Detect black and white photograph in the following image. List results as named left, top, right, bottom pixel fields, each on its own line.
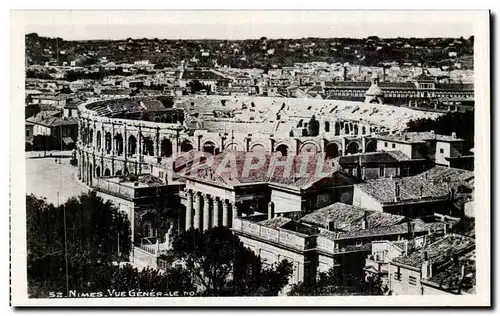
left=9, top=10, right=490, bottom=307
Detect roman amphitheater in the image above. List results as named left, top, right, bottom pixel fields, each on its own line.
left=77, top=95, right=443, bottom=185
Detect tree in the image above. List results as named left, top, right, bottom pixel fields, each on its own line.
left=26, top=192, right=132, bottom=297
left=168, top=226, right=293, bottom=296
left=288, top=267, right=362, bottom=296
left=187, top=80, right=211, bottom=94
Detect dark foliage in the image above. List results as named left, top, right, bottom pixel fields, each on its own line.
left=168, top=226, right=293, bottom=296
left=26, top=192, right=132, bottom=297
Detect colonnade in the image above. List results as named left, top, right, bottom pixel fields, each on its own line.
left=184, top=189, right=238, bottom=231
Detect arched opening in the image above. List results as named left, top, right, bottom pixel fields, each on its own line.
left=300, top=142, right=320, bottom=154
left=297, top=119, right=304, bottom=128
left=202, top=141, right=217, bottom=155
left=345, top=124, right=350, bottom=135
left=276, top=144, right=289, bottom=157
left=346, top=142, right=360, bottom=155
left=116, top=170, right=122, bottom=176
left=362, top=126, right=367, bottom=135
left=365, top=140, right=377, bottom=153
left=105, top=132, right=112, bottom=154
left=96, top=131, right=102, bottom=149
left=335, top=122, right=341, bottom=136
left=354, top=124, right=359, bottom=135
left=325, top=142, right=340, bottom=158
left=95, top=166, right=101, bottom=177
left=142, top=137, right=154, bottom=156
left=161, top=138, right=173, bottom=157
left=89, top=129, right=93, bottom=146
left=114, top=134, right=124, bottom=156
left=180, top=140, right=194, bottom=152
left=128, top=135, right=137, bottom=156
left=324, top=121, right=330, bottom=133
left=251, top=144, right=266, bottom=152
left=104, top=168, right=111, bottom=176
left=225, top=142, right=241, bottom=151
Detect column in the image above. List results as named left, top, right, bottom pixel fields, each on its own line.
left=222, top=199, right=229, bottom=227
left=124, top=126, right=128, bottom=159
left=212, top=198, right=220, bottom=228
left=203, top=194, right=211, bottom=231
left=185, top=189, right=193, bottom=231
left=193, top=192, right=201, bottom=230
left=231, top=201, right=238, bottom=218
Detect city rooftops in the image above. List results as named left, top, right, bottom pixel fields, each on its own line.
left=421, top=249, right=476, bottom=294
left=376, top=131, right=464, bottom=144
left=391, top=233, right=475, bottom=270
left=354, top=175, right=451, bottom=205
left=300, top=202, right=407, bottom=234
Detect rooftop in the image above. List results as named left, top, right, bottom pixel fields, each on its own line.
left=337, top=151, right=411, bottom=166
left=182, top=151, right=353, bottom=190
left=354, top=175, right=450, bottom=205
left=391, top=233, right=475, bottom=269
left=376, top=131, right=464, bottom=144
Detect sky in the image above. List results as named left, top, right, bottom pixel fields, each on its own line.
left=22, top=11, right=476, bottom=41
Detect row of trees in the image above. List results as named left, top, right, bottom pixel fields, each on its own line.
left=27, top=191, right=385, bottom=298
left=27, top=192, right=293, bottom=297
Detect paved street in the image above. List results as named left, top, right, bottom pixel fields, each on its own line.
left=26, top=155, right=90, bottom=205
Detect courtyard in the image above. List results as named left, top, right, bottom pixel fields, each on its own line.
left=25, top=155, right=89, bottom=205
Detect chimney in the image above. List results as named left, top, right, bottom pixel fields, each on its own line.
left=407, top=220, right=415, bottom=239
left=362, top=211, right=369, bottom=229
left=267, top=201, right=275, bottom=220
left=328, top=221, right=336, bottom=231
left=451, top=132, right=457, bottom=139
left=394, top=181, right=401, bottom=202
left=421, top=252, right=432, bottom=279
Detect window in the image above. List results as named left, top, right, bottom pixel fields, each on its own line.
left=394, top=267, right=402, bottom=281
left=409, top=275, right=418, bottom=286
left=384, top=142, right=388, bottom=147
left=158, top=171, right=164, bottom=179
left=379, top=165, right=385, bottom=177
left=439, top=148, right=444, bottom=154
left=26, top=130, right=30, bottom=137
left=392, top=143, right=396, bottom=149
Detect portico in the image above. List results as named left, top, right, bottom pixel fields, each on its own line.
left=183, top=188, right=239, bottom=231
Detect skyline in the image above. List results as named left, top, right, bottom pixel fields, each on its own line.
left=22, top=11, right=476, bottom=41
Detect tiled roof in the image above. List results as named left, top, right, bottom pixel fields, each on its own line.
left=354, top=175, right=450, bottom=205
left=422, top=249, right=476, bottom=294
left=300, top=202, right=405, bottom=233
left=335, top=219, right=427, bottom=240
left=258, top=216, right=292, bottom=229
left=435, top=83, right=474, bottom=91
left=182, top=151, right=346, bottom=189
left=26, top=116, right=78, bottom=127
left=300, top=203, right=368, bottom=229
left=391, top=234, right=475, bottom=269
left=338, top=151, right=410, bottom=165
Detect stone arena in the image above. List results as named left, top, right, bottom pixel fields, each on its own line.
left=77, top=95, right=444, bottom=186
